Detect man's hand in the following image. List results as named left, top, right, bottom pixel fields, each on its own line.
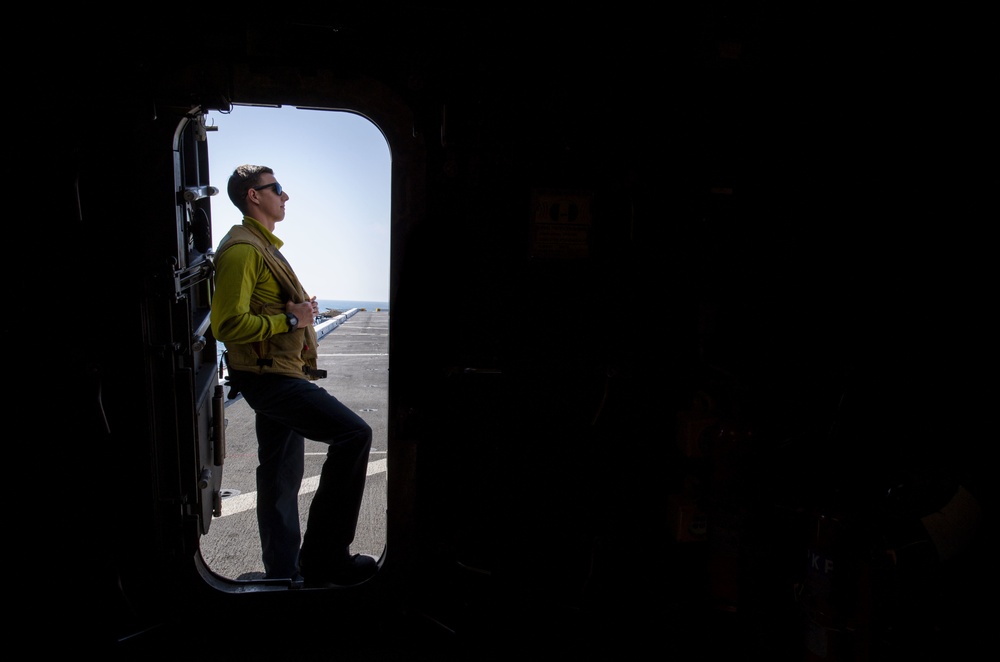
left=286, top=299, right=317, bottom=327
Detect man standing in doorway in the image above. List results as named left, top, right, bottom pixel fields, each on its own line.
left=211, top=164, right=377, bottom=587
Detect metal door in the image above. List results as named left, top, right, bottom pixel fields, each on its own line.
left=148, top=108, right=225, bottom=547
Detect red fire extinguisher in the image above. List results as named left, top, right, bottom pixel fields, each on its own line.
left=799, top=494, right=877, bottom=661
left=701, top=418, right=754, bottom=613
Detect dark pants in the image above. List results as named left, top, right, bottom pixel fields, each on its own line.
left=231, top=371, right=373, bottom=580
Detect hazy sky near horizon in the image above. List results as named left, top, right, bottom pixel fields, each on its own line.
left=207, top=105, right=391, bottom=302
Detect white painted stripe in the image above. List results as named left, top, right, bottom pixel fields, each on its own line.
left=316, top=353, right=389, bottom=357
left=217, top=459, right=387, bottom=518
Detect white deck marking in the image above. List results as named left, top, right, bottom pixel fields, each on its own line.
left=217, top=458, right=387, bottom=518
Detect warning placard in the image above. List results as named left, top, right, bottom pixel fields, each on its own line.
left=529, top=191, right=593, bottom=258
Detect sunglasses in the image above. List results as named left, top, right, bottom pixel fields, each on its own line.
left=251, top=182, right=283, bottom=196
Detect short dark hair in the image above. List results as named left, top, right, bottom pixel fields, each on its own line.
left=227, top=164, right=274, bottom=214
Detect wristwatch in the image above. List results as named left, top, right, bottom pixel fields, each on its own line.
left=285, top=312, right=299, bottom=331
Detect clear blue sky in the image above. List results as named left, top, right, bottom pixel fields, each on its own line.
left=207, top=105, right=391, bottom=302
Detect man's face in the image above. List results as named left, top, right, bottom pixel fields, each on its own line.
left=248, top=175, right=289, bottom=223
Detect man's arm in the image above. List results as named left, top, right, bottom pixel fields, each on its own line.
left=211, top=244, right=288, bottom=343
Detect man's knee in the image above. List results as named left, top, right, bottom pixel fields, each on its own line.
left=358, top=422, right=373, bottom=446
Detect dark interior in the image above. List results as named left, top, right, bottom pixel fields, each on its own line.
left=20, top=7, right=991, bottom=660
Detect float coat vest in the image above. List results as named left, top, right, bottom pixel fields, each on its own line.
left=215, top=223, right=322, bottom=381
